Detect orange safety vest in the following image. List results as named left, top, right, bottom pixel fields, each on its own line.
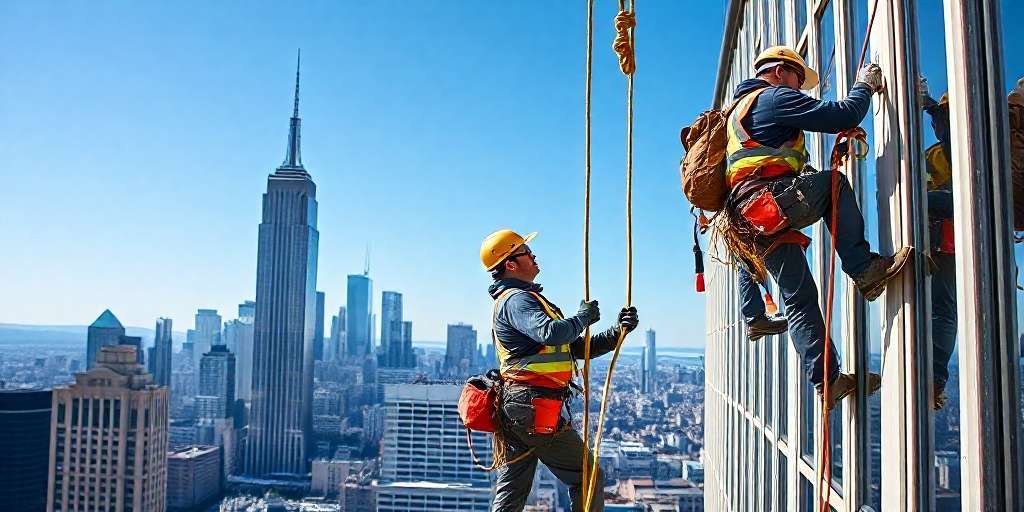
left=491, top=289, right=576, bottom=389
left=725, top=88, right=809, bottom=189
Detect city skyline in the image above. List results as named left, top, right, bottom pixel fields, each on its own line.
left=0, top=2, right=718, bottom=348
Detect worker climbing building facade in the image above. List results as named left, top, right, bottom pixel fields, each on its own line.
left=702, top=1, right=1023, bottom=511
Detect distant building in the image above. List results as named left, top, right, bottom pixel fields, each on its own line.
left=151, top=317, right=173, bottom=387
left=167, top=446, right=222, bottom=511
left=444, top=323, right=478, bottom=377
left=224, top=301, right=255, bottom=402
left=0, top=389, right=51, bottom=511
left=644, top=329, right=657, bottom=394
left=314, top=291, right=326, bottom=361
left=86, top=309, right=125, bottom=369
left=347, top=274, right=373, bottom=358
left=246, top=54, right=319, bottom=478
left=48, top=345, right=168, bottom=511
left=199, top=345, right=236, bottom=419
left=193, top=309, right=222, bottom=369
left=376, top=482, right=491, bottom=511
left=329, top=306, right=346, bottom=361
left=380, top=291, right=402, bottom=367
left=311, top=459, right=350, bottom=498
left=381, top=384, right=490, bottom=496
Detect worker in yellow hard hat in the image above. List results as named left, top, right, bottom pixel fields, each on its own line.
left=725, top=45, right=912, bottom=409
left=481, top=229, right=638, bottom=512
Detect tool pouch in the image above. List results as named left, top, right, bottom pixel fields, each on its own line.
left=530, top=397, right=562, bottom=434
left=739, top=188, right=790, bottom=236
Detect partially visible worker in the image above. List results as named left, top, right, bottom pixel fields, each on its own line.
left=918, top=77, right=957, bottom=411
left=727, top=46, right=913, bottom=409
left=481, top=229, right=639, bottom=512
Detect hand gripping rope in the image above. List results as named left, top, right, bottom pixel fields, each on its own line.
left=581, top=1, right=636, bottom=510
left=818, top=1, right=878, bottom=510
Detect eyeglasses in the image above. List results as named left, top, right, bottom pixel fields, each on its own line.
left=783, top=64, right=805, bottom=85
left=508, top=248, right=534, bottom=260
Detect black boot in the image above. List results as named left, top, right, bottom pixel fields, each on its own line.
left=746, top=314, right=788, bottom=342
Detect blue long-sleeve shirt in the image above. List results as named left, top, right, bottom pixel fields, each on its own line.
left=732, top=78, right=874, bottom=148
left=488, top=278, right=620, bottom=362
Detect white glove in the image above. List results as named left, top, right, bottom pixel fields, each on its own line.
left=917, top=75, right=930, bottom=100
left=857, top=63, right=884, bottom=93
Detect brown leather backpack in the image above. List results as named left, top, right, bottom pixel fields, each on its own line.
left=678, top=95, right=753, bottom=212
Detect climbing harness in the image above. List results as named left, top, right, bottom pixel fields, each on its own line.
left=581, top=1, right=636, bottom=510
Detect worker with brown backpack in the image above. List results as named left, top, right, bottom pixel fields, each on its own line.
left=681, top=46, right=913, bottom=408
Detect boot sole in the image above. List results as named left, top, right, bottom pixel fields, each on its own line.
left=748, top=325, right=788, bottom=342
left=860, top=248, right=915, bottom=301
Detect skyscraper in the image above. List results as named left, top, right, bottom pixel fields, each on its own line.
left=151, top=317, right=173, bottom=387
left=644, top=329, right=657, bottom=394
left=86, top=309, right=125, bottom=369
left=193, top=309, right=222, bottom=369
left=640, top=346, right=649, bottom=394
left=400, top=320, right=415, bottom=368
left=225, top=301, right=255, bottom=403
left=48, top=345, right=169, bottom=512
left=444, top=323, right=477, bottom=376
left=347, top=274, right=373, bottom=358
left=314, top=291, right=326, bottom=361
left=0, top=389, right=51, bottom=511
left=246, top=52, right=319, bottom=477
left=199, top=345, right=236, bottom=420
left=330, top=306, right=346, bottom=361
left=380, top=291, right=402, bottom=367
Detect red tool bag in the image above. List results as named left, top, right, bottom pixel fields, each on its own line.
left=740, top=188, right=790, bottom=236
left=458, top=373, right=499, bottom=433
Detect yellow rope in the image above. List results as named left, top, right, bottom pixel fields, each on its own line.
left=580, top=0, right=595, bottom=496
left=583, top=1, right=635, bottom=509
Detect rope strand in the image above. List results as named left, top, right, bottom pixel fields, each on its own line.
left=583, top=1, right=635, bottom=509
left=580, top=0, right=595, bottom=495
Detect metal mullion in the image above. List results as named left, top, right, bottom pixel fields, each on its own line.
left=873, top=0, right=933, bottom=509
left=944, top=0, right=1024, bottom=509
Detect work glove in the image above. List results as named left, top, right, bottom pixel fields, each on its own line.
left=857, top=63, right=884, bottom=93
left=576, top=300, right=601, bottom=327
left=617, top=306, right=639, bottom=334
left=917, top=75, right=930, bottom=102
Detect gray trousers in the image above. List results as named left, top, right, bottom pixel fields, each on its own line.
left=492, top=385, right=605, bottom=512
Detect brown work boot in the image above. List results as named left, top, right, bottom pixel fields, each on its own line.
left=854, top=247, right=915, bottom=301
left=817, top=373, right=882, bottom=411
left=933, top=382, right=947, bottom=411
left=747, top=314, right=789, bottom=342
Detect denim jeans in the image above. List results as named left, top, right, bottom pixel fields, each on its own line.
left=928, top=189, right=957, bottom=386
left=739, top=267, right=766, bottom=321
left=764, top=243, right=840, bottom=386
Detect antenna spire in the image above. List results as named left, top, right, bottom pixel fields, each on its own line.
left=364, top=245, right=371, bottom=276
left=282, top=49, right=303, bottom=168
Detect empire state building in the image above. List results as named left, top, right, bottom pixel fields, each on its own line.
left=245, top=51, right=319, bottom=477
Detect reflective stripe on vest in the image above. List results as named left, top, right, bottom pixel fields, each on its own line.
left=725, top=88, right=808, bottom=188
left=491, top=288, right=575, bottom=389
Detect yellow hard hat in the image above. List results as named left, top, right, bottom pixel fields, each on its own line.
left=480, top=229, right=537, bottom=271
left=754, top=46, right=819, bottom=91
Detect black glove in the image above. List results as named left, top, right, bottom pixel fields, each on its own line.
left=576, top=300, right=600, bottom=327
left=617, top=306, right=639, bottom=334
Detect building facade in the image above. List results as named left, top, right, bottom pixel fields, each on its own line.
left=47, top=345, right=168, bottom=512
left=381, top=384, right=491, bottom=501
left=314, top=291, right=326, bottom=361
left=246, top=53, right=319, bottom=477
left=380, top=291, right=402, bottom=367
left=199, top=344, right=236, bottom=420
left=703, top=1, right=1023, bottom=511
left=166, top=446, right=221, bottom=511
left=193, top=309, right=222, bottom=370
left=0, top=389, right=52, bottom=511
left=86, top=309, right=125, bottom=369
left=644, top=329, right=657, bottom=394
left=444, top=323, right=478, bottom=377
left=329, top=306, right=346, bottom=361
left=225, top=301, right=255, bottom=403
left=346, top=274, right=373, bottom=359
left=151, top=318, right=173, bottom=387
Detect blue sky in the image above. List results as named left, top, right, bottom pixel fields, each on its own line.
left=0, top=2, right=722, bottom=347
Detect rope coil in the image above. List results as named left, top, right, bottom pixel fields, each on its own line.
left=612, top=10, right=636, bottom=75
